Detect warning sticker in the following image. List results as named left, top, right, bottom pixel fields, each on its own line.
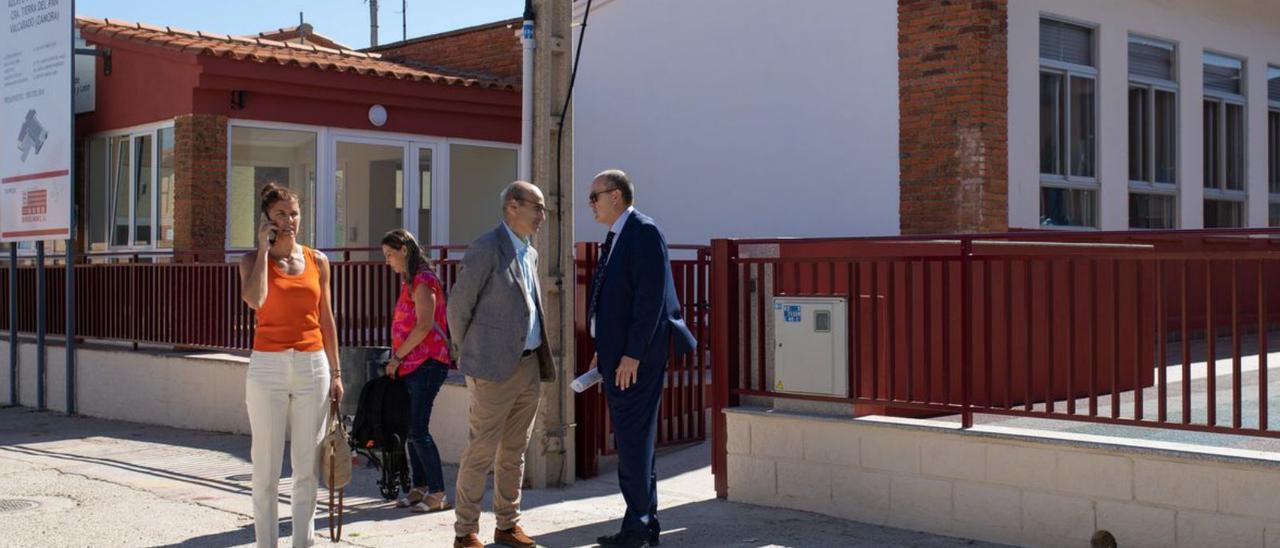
left=784, top=305, right=801, bottom=323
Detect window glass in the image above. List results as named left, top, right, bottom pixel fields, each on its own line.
left=110, top=135, right=130, bottom=246
left=86, top=137, right=108, bottom=249
left=1040, top=72, right=1065, bottom=175
left=1069, top=76, right=1096, bottom=178
left=1129, top=193, right=1175, bottom=229
left=1154, top=90, right=1177, bottom=184
left=1225, top=103, right=1245, bottom=191
left=228, top=127, right=317, bottom=248
left=1128, top=87, right=1149, bottom=182
left=1204, top=199, right=1243, bottom=228
left=157, top=128, right=175, bottom=248
left=133, top=134, right=153, bottom=245
left=1040, top=187, right=1096, bottom=227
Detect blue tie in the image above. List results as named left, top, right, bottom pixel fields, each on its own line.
left=588, top=231, right=615, bottom=331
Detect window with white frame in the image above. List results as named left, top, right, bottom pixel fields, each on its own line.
left=85, top=125, right=176, bottom=251
left=1268, top=65, right=1280, bottom=226
left=1203, top=52, right=1247, bottom=228
left=1128, top=36, right=1178, bottom=229
left=1039, top=17, right=1097, bottom=227
left=227, top=126, right=317, bottom=249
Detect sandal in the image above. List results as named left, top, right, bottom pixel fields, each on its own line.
left=409, top=491, right=453, bottom=513
left=396, top=487, right=428, bottom=508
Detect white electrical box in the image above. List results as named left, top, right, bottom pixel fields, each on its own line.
left=773, top=297, right=848, bottom=397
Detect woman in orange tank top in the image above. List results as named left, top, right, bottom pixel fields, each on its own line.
left=237, top=183, right=342, bottom=548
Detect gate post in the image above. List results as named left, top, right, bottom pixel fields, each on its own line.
left=710, top=238, right=739, bottom=499
left=573, top=241, right=600, bottom=478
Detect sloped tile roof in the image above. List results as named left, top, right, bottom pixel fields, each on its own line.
left=75, top=16, right=515, bottom=90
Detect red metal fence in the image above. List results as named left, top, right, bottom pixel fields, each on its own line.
left=0, top=242, right=708, bottom=480
left=574, top=243, right=711, bottom=478
left=0, top=247, right=464, bottom=351
left=710, top=229, right=1280, bottom=497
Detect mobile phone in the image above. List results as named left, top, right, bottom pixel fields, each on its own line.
left=263, top=214, right=277, bottom=245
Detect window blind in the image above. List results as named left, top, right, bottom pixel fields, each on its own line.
left=1129, top=39, right=1174, bottom=81
left=1040, top=19, right=1093, bottom=67
left=1204, top=52, right=1243, bottom=95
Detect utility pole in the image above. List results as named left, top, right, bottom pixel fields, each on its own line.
left=368, top=0, right=379, bottom=47
left=525, top=0, right=574, bottom=488
left=402, top=0, right=407, bottom=42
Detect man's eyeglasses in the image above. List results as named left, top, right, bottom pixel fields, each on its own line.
left=588, top=187, right=618, bottom=204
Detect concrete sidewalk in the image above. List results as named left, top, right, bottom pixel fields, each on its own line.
left=0, top=407, right=1001, bottom=547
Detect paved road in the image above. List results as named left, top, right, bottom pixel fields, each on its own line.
left=0, top=407, right=1001, bottom=547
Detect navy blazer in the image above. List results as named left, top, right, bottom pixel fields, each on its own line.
left=591, top=210, right=698, bottom=374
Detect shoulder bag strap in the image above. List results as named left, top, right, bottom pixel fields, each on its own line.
left=328, top=399, right=344, bottom=542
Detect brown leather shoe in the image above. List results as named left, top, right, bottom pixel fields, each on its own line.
left=494, top=524, right=537, bottom=548
left=453, top=533, right=483, bottom=548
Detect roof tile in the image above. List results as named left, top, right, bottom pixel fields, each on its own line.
left=195, top=30, right=230, bottom=41
left=74, top=16, right=512, bottom=90
left=166, top=26, right=199, bottom=38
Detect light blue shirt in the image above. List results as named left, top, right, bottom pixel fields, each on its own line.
left=504, top=223, right=542, bottom=351
left=604, top=206, right=635, bottom=264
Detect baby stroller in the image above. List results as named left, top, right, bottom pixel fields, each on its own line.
left=350, top=367, right=413, bottom=501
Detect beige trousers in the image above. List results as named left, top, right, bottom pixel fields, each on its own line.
left=453, top=353, right=542, bottom=536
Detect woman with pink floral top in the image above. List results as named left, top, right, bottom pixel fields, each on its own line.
left=380, top=228, right=453, bottom=513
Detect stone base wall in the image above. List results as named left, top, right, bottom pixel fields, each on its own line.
left=725, top=407, right=1280, bottom=548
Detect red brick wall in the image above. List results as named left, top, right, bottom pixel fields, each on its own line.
left=173, top=114, right=228, bottom=258
left=371, top=19, right=522, bottom=83
left=898, top=0, right=1008, bottom=234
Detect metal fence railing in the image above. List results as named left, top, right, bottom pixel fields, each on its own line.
left=709, top=228, right=1280, bottom=496
left=0, top=246, right=465, bottom=351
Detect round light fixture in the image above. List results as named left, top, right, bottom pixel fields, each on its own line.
left=368, top=104, right=388, bottom=127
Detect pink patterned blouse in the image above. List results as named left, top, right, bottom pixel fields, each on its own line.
left=391, top=269, right=451, bottom=376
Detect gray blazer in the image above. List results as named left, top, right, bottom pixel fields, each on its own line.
left=447, top=225, right=556, bottom=383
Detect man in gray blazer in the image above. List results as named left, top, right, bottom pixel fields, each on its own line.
left=447, top=180, right=555, bottom=548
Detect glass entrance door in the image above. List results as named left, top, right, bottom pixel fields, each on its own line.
left=415, top=146, right=434, bottom=247
left=333, top=139, right=405, bottom=260
left=328, top=136, right=440, bottom=259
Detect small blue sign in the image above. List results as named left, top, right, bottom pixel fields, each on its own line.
left=784, top=305, right=802, bottom=323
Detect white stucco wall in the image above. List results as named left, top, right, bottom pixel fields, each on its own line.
left=1009, top=0, right=1280, bottom=230
left=572, top=0, right=901, bottom=245
left=0, top=340, right=473, bottom=463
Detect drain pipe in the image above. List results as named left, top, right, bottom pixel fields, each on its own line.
left=519, top=0, right=535, bottom=182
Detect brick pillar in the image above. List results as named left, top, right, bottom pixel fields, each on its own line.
left=898, top=0, right=1008, bottom=234
left=173, top=114, right=228, bottom=260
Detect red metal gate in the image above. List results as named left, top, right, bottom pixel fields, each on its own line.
left=573, top=243, right=711, bottom=479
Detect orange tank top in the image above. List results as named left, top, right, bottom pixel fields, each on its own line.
left=253, top=246, right=325, bottom=352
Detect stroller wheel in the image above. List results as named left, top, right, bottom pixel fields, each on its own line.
left=379, top=480, right=398, bottom=501
left=381, top=448, right=404, bottom=500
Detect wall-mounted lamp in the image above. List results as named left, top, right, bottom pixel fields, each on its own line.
left=230, top=90, right=247, bottom=110
left=368, top=104, right=388, bottom=127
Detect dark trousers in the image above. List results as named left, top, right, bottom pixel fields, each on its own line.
left=603, top=357, right=666, bottom=537
left=403, top=360, right=449, bottom=492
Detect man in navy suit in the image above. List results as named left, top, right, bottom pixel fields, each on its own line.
left=586, top=169, right=697, bottom=548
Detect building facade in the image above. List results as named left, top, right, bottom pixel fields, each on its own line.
left=572, top=0, right=1280, bottom=244
left=27, top=16, right=524, bottom=260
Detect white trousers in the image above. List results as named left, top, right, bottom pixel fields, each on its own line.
left=245, top=349, right=330, bottom=548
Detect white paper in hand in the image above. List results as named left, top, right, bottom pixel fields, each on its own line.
left=571, top=367, right=603, bottom=393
